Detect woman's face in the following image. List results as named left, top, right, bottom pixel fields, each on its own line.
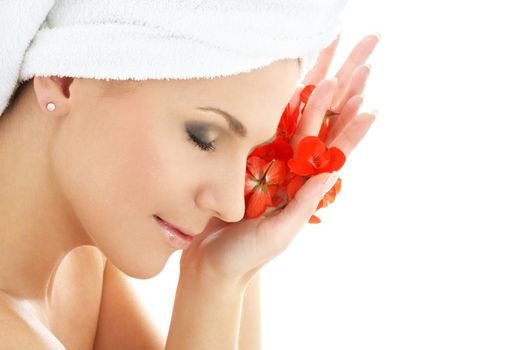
left=50, top=58, right=300, bottom=278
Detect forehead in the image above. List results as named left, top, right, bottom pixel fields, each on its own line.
left=95, top=58, right=300, bottom=139
left=98, top=57, right=299, bottom=102
left=176, top=58, right=300, bottom=128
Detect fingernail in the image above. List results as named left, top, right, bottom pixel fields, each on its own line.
left=370, top=109, right=379, bottom=117
left=328, top=76, right=338, bottom=86
left=364, top=63, right=372, bottom=72
left=372, top=32, right=382, bottom=41
left=320, top=171, right=339, bottom=195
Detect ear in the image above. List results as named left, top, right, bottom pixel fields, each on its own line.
left=33, top=76, right=74, bottom=116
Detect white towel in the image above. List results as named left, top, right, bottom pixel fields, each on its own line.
left=1, top=0, right=348, bottom=117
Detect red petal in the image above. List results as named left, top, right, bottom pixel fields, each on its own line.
left=287, top=158, right=314, bottom=176
left=286, top=174, right=306, bottom=201
left=319, top=147, right=346, bottom=172
left=276, top=103, right=300, bottom=141
left=317, top=116, right=330, bottom=143
left=247, top=156, right=267, bottom=179
left=326, top=178, right=342, bottom=203
left=249, top=143, right=274, bottom=161
left=296, top=136, right=326, bottom=160
left=317, top=177, right=342, bottom=208
left=327, top=147, right=346, bottom=170
left=300, top=85, right=316, bottom=104
left=265, top=159, right=287, bottom=185
left=316, top=196, right=328, bottom=210
left=276, top=104, right=291, bottom=137
left=245, top=186, right=272, bottom=218
left=314, top=152, right=331, bottom=171
left=267, top=184, right=279, bottom=200
left=324, top=187, right=336, bottom=204
left=272, top=139, right=294, bottom=160
left=244, top=172, right=260, bottom=196
left=334, top=177, right=342, bottom=193
left=308, top=214, right=321, bottom=224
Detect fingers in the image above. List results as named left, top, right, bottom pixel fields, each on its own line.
left=325, top=63, right=369, bottom=144
left=292, top=78, right=338, bottom=147
left=291, top=33, right=379, bottom=144
left=334, top=33, right=379, bottom=83
left=328, top=111, right=376, bottom=157
left=256, top=171, right=339, bottom=252
left=301, top=33, right=341, bottom=86
left=251, top=33, right=380, bottom=255
left=325, top=94, right=364, bottom=145
left=331, top=33, right=380, bottom=111
left=332, top=63, right=370, bottom=112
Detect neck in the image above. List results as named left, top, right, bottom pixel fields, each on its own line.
left=0, top=88, right=94, bottom=304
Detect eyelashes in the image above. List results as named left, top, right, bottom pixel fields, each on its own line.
left=186, top=130, right=216, bottom=152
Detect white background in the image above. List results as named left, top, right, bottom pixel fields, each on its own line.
left=129, top=1, right=526, bottom=349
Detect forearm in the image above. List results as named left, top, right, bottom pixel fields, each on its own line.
left=165, top=270, right=247, bottom=350
left=238, top=272, right=262, bottom=350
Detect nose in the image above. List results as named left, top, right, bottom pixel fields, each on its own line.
left=195, top=156, right=247, bottom=223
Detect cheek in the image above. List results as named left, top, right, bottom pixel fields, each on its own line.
left=50, top=110, right=174, bottom=278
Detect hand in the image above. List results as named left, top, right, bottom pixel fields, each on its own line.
left=179, top=33, right=381, bottom=286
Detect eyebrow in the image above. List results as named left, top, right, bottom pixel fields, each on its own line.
left=196, top=106, right=277, bottom=145
left=196, top=106, right=247, bottom=138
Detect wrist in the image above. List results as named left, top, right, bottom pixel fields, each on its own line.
left=179, top=265, right=249, bottom=296
left=180, top=255, right=262, bottom=292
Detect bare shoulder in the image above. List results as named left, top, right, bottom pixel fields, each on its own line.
left=0, top=293, right=66, bottom=350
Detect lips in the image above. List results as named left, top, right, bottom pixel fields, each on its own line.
left=154, top=215, right=194, bottom=238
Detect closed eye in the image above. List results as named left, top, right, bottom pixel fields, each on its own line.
left=186, top=130, right=216, bottom=152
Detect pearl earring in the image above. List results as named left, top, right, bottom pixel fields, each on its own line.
left=46, top=102, right=56, bottom=112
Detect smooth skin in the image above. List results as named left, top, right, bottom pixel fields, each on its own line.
left=0, top=32, right=380, bottom=349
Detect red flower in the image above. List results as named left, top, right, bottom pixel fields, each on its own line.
left=244, top=157, right=287, bottom=219
left=248, top=137, right=293, bottom=163
left=276, top=101, right=301, bottom=142
left=300, top=84, right=316, bottom=115
left=244, top=83, right=347, bottom=223
left=287, top=136, right=345, bottom=176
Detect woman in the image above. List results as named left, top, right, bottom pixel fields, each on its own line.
left=0, top=1, right=379, bottom=348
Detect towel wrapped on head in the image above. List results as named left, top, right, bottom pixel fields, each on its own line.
left=0, top=0, right=349, bottom=117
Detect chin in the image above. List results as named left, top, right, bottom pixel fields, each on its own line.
left=111, top=250, right=173, bottom=280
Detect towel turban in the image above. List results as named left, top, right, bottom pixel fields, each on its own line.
left=0, top=0, right=349, bottom=117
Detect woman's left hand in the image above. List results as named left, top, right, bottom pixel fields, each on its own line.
left=179, top=33, right=381, bottom=286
